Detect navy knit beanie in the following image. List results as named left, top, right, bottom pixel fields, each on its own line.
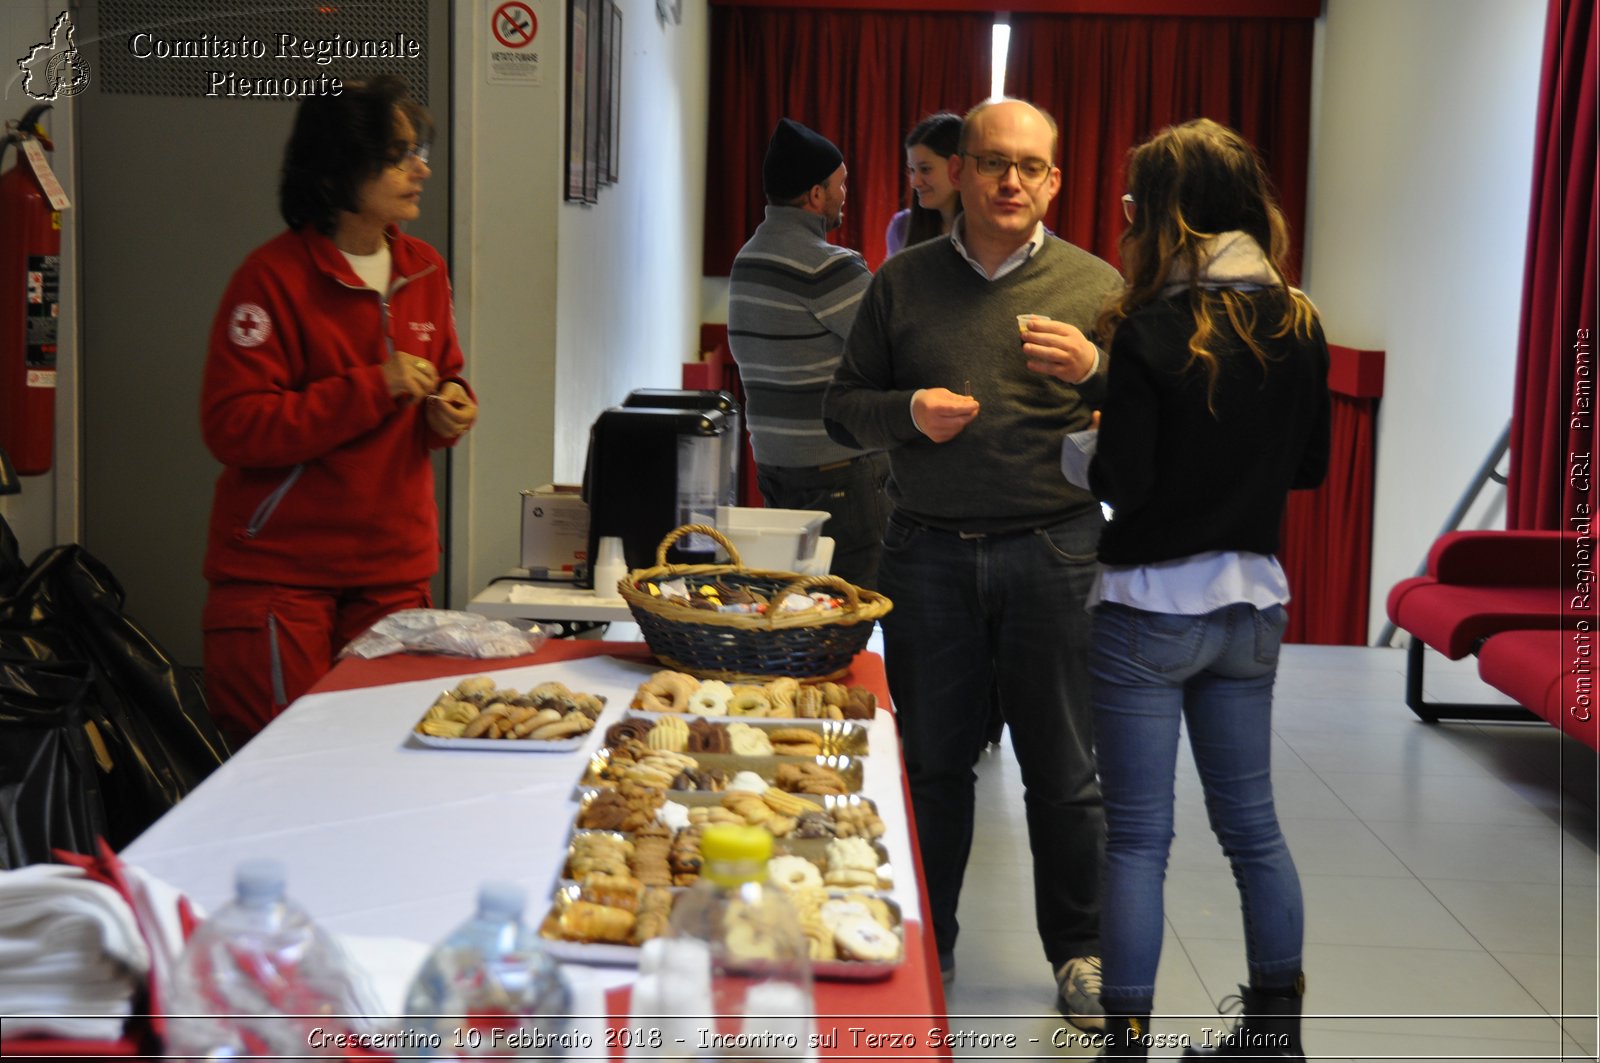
left=762, top=118, right=844, bottom=201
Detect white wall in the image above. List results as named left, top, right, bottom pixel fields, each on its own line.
left=1303, top=0, right=1545, bottom=640
left=451, top=0, right=709, bottom=599
left=553, top=0, right=710, bottom=481
left=0, top=2, right=79, bottom=561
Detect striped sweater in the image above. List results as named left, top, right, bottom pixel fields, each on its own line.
left=727, top=206, right=875, bottom=467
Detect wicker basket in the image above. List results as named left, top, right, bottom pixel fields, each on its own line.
left=618, top=524, right=893, bottom=682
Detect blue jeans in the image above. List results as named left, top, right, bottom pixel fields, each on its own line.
left=879, top=508, right=1105, bottom=968
left=1089, top=601, right=1304, bottom=1013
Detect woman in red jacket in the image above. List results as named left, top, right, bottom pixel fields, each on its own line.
left=200, top=76, right=476, bottom=748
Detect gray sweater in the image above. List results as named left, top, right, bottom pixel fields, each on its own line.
left=824, top=234, right=1122, bottom=533
left=727, top=207, right=873, bottom=468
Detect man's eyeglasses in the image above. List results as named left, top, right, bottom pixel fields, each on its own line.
left=389, top=142, right=431, bottom=169
left=1121, top=194, right=1135, bottom=224
left=962, top=152, right=1052, bottom=184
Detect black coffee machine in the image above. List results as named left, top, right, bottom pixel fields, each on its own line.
left=579, top=390, right=742, bottom=586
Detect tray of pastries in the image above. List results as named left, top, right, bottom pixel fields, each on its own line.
left=581, top=745, right=863, bottom=795
left=604, top=714, right=869, bottom=758
left=629, top=672, right=877, bottom=721
left=560, top=827, right=892, bottom=892
left=411, top=676, right=605, bottom=751
left=574, top=787, right=887, bottom=842
left=538, top=873, right=904, bottom=980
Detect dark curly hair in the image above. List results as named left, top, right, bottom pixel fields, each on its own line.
left=278, top=75, right=432, bottom=234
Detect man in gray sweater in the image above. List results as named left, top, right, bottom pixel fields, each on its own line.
left=727, top=118, right=889, bottom=588
left=824, top=98, right=1122, bottom=1029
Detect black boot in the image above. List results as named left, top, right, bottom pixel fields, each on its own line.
left=1098, top=1014, right=1151, bottom=1059
left=1183, top=977, right=1305, bottom=1060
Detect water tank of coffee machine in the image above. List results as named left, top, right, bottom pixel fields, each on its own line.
left=580, top=405, right=732, bottom=587
left=621, top=390, right=741, bottom=512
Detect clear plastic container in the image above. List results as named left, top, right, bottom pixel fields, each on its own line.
left=164, top=859, right=381, bottom=1060
left=403, top=882, right=573, bottom=1057
left=638, top=824, right=814, bottom=1060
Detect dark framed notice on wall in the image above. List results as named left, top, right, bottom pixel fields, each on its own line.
left=581, top=0, right=602, bottom=201
left=608, top=3, right=622, bottom=182
left=595, top=0, right=613, bottom=185
left=564, top=0, right=590, bottom=201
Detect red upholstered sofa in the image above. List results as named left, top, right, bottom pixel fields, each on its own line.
left=1386, top=530, right=1574, bottom=726
left=1478, top=629, right=1599, bottom=752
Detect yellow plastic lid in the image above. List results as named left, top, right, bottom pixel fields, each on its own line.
left=700, top=824, right=772, bottom=885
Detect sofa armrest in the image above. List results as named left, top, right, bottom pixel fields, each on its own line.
left=1426, top=530, right=1571, bottom=585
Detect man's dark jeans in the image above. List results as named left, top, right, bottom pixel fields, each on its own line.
left=878, top=506, right=1106, bottom=969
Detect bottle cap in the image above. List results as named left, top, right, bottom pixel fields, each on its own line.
left=477, top=881, right=528, bottom=921
left=234, top=859, right=288, bottom=904
left=699, top=824, right=771, bottom=886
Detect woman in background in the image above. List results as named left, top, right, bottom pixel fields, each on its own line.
left=1084, top=119, right=1330, bottom=1060
left=200, top=76, right=477, bottom=749
left=883, top=112, right=962, bottom=257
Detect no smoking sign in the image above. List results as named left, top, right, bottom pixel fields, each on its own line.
left=487, top=0, right=543, bottom=85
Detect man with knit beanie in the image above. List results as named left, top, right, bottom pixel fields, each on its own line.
left=824, top=98, right=1121, bottom=1029
left=727, top=118, right=890, bottom=589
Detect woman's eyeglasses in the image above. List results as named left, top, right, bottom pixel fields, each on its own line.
left=389, top=143, right=431, bottom=170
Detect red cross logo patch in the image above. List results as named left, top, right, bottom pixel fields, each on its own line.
left=228, top=303, right=272, bottom=348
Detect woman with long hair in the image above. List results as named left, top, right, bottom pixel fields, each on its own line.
left=884, top=112, right=962, bottom=256
left=1083, top=118, right=1330, bottom=1059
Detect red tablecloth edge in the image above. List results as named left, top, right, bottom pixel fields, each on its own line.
left=310, top=642, right=891, bottom=704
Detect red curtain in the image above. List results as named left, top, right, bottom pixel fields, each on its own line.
left=1279, top=392, right=1378, bottom=645
left=704, top=7, right=992, bottom=274
left=1004, top=13, right=1314, bottom=278
left=1508, top=0, right=1598, bottom=530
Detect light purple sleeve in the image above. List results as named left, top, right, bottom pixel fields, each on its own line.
left=883, top=210, right=910, bottom=258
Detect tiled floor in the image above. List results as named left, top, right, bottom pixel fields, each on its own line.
left=940, top=643, right=1600, bottom=1061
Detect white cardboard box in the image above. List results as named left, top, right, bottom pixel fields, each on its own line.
left=520, top=484, right=589, bottom=579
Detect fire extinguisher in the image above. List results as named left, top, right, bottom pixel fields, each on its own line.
left=0, top=104, right=66, bottom=476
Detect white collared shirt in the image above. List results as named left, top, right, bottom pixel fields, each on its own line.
left=950, top=216, right=1046, bottom=281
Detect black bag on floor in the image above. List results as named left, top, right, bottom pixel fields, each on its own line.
left=0, top=524, right=228, bottom=868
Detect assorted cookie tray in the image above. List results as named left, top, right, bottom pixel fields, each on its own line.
left=605, top=713, right=870, bottom=758
left=559, top=828, right=892, bottom=891
left=537, top=883, right=906, bottom=981
left=410, top=676, right=606, bottom=752
left=477, top=667, right=911, bottom=981
left=628, top=670, right=879, bottom=722
left=580, top=748, right=865, bottom=795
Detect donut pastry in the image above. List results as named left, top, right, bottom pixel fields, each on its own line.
left=767, top=854, right=824, bottom=891
left=633, top=670, right=698, bottom=713
left=688, top=680, right=734, bottom=715
left=726, top=687, right=771, bottom=717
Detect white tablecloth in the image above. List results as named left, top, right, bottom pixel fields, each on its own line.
left=120, top=654, right=916, bottom=1011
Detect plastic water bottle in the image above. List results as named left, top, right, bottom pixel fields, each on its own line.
left=639, top=824, right=814, bottom=1060
left=403, top=882, right=573, bottom=1057
left=165, top=859, right=381, bottom=1060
